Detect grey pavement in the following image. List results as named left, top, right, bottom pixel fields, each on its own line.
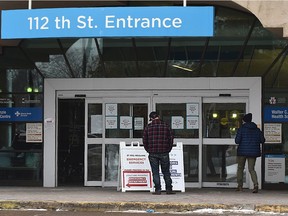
left=0, top=187, right=287, bottom=214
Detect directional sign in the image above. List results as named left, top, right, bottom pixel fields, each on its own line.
left=1, top=6, right=214, bottom=39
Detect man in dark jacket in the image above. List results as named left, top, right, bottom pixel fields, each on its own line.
left=235, top=113, right=265, bottom=193
left=142, top=111, right=175, bottom=195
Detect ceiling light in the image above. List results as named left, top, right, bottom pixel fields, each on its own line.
left=172, top=64, right=193, bottom=72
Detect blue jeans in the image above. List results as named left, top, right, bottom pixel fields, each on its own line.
left=148, top=153, right=173, bottom=192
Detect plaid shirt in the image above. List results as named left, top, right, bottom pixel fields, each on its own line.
left=142, top=119, right=174, bottom=153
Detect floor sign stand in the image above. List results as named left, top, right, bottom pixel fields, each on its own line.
left=118, top=141, right=185, bottom=193
left=119, top=141, right=153, bottom=192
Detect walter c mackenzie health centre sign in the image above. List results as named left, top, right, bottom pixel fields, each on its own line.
left=1, top=6, right=214, bottom=39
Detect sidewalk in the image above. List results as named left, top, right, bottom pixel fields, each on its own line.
left=0, top=187, right=287, bottom=213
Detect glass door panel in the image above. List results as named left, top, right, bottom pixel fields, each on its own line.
left=202, top=97, right=248, bottom=188
left=85, top=97, right=149, bottom=187
left=87, top=144, right=102, bottom=181
left=153, top=96, right=201, bottom=186
left=85, top=99, right=103, bottom=186
left=103, top=99, right=148, bottom=186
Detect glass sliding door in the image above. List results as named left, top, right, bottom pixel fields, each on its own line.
left=152, top=96, right=201, bottom=187
left=85, top=97, right=149, bottom=186
left=85, top=99, right=103, bottom=186
left=202, top=97, right=248, bottom=188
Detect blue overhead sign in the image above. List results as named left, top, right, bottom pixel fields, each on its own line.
left=264, top=106, right=288, bottom=122
left=0, top=107, right=42, bottom=122
left=1, top=6, right=214, bottom=39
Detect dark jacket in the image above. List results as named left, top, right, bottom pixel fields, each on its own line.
left=142, top=119, right=174, bottom=154
left=235, top=122, right=265, bottom=157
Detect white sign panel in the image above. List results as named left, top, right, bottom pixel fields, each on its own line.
left=265, top=155, right=285, bottom=183
left=91, top=115, right=102, bottom=134
left=26, top=123, right=42, bottom=143
left=172, top=116, right=184, bottom=129
left=160, top=142, right=185, bottom=192
left=264, top=123, right=282, bottom=143
left=134, top=117, right=144, bottom=130
left=105, top=116, right=117, bottom=129
left=120, top=142, right=152, bottom=192
left=187, top=116, right=199, bottom=129
left=105, top=103, right=117, bottom=116
left=187, top=103, right=199, bottom=116
left=120, top=116, right=133, bottom=129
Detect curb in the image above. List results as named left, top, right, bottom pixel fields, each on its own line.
left=1, top=201, right=288, bottom=213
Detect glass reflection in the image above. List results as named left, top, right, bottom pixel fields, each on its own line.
left=203, top=145, right=241, bottom=182
left=203, top=103, right=245, bottom=138
left=105, top=144, right=119, bottom=182
left=183, top=145, right=198, bottom=182
left=88, top=144, right=102, bottom=181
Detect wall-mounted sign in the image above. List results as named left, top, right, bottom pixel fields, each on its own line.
left=1, top=6, right=214, bottom=39
left=264, top=123, right=282, bottom=144
left=264, top=106, right=288, bottom=122
left=26, top=123, right=42, bottom=143
left=0, top=107, right=42, bottom=122
left=265, top=154, right=285, bottom=183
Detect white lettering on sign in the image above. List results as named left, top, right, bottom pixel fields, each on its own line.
left=28, top=16, right=49, bottom=30
left=105, top=15, right=182, bottom=29
left=27, top=15, right=182, bottom=31
left=77, top=16, right=96, bottom=29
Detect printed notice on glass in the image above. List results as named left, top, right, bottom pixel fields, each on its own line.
left=265, top=155, right=285, bottom=183
left=120, top=116, right=133, bottom=129
left=106, top=116, right=117, bottom=129
left=134, top=117, right=144, bottom=130
left=105, top=103, right=117, bottom=116
left=264, top=123, right=282, bottom=143
left=186, top=103, right=199, bottom=116
left=172, top=116, right=184, bottom=129
left=26, top=123, right=42, bottom=143
left=91, top=115, right=102, bottom=134
left=187, top=116, right=199, bottom=129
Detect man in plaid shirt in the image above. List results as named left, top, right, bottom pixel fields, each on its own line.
left=142, top=111, right=175, bottom=195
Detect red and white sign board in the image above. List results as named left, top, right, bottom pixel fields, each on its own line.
left=120, top=141, right=152, bottom=192
left=119, top=141, right=185, bottom=192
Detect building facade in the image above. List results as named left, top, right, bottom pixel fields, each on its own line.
left=0, top=1, right=287, bottom=189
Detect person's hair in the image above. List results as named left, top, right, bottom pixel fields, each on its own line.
left=149, top=111, right=159, bottom=120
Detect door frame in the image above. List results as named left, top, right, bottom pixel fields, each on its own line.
left=44, top=77, right=262, bottom=188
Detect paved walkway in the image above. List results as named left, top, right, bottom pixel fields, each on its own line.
left=0, top=187, right=287, bottom=213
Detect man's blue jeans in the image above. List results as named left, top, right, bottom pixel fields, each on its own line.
left=148, top=153, right=173, bottom=192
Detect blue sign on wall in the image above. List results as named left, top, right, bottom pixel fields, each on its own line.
left=0, top=107, right=42, bottom=122
left=264, top=106, right=288, bottom=122
left=1, top=6, right=214, bottom=39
